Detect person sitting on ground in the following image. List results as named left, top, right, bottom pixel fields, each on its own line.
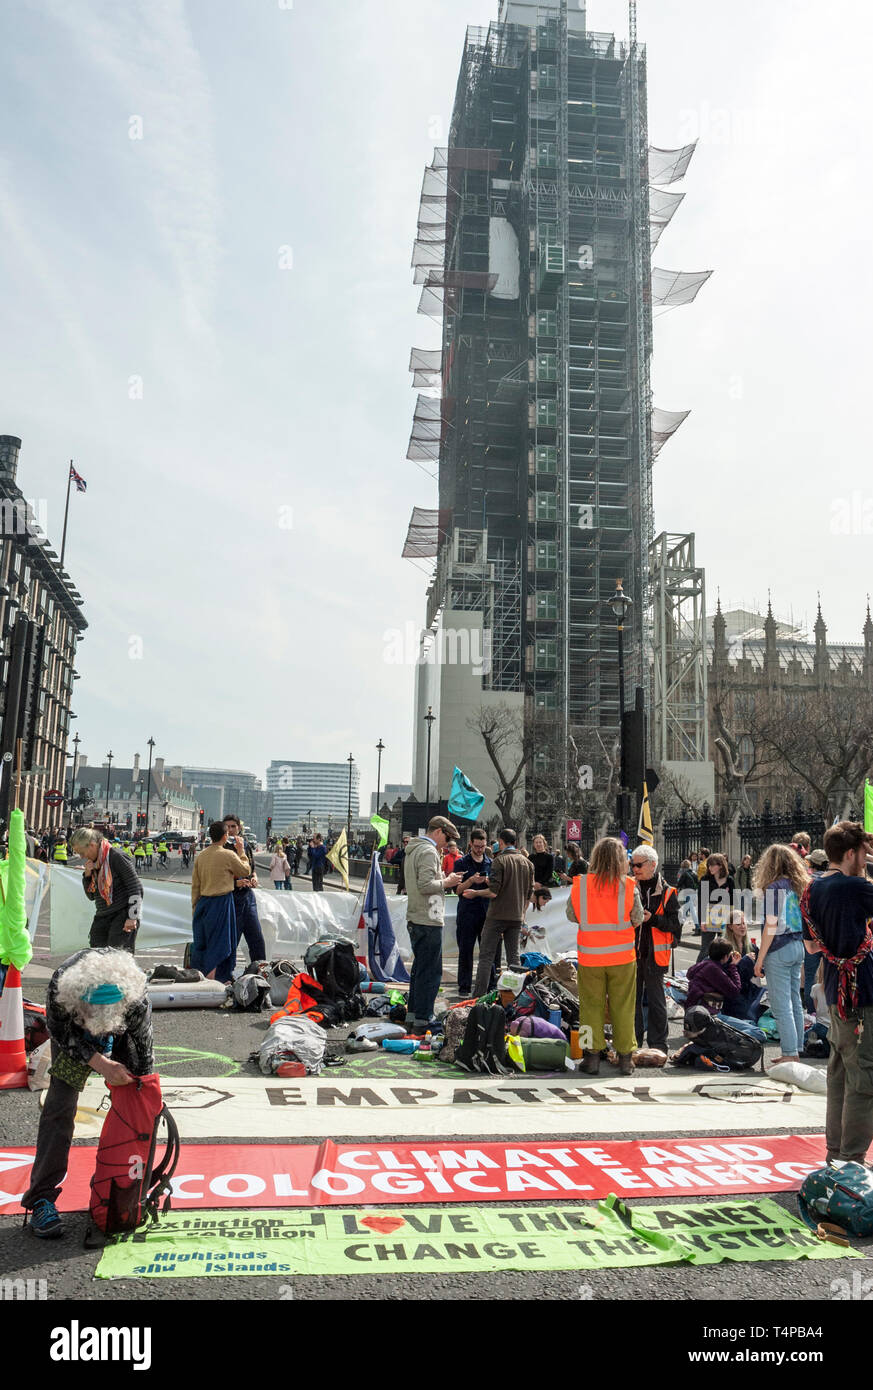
left=671, top=1003, right=763, bottom=1072
left=21, top=948, right=153, bottom=1240
left=718, top=910, right=760, bottom=1021
left=684, top=938, right=742, bottom=1016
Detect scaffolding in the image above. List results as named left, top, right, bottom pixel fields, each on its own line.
left=650, top=531, right=709, bottom=763
left=400, top=1, right=711, bottom=822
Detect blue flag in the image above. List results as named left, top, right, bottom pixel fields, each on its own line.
left=363, top=852, right=409, bottom=983
left=448, top=766, right=485, bottom=822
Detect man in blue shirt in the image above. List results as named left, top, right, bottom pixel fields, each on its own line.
left=803, top=821, right=873, bottom=1164
left=453, top=828, right=493, bottom=998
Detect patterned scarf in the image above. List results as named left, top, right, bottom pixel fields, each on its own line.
left=96, top=838, right=114, bottom=907
left=801, top=880, right=873, bottom=1020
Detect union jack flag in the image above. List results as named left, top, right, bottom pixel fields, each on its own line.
left=69, top=463, right=87, bottom=493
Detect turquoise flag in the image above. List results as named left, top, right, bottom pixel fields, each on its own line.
left=370, top=815, right=389, bottom=849
left=448, top=766, right=485, bottom=822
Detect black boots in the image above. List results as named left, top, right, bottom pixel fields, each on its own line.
left=618, top=1053, right=634, bottom=1076
left=581, top=1051, right=601, bottom=1076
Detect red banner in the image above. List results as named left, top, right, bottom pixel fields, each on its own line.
left=1, top=1134, right=826, bottom=1213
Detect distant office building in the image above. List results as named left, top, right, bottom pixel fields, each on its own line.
left=371, top=783, right=413, bottom=815
left=267, top=760, right=361, bottom=831
left=168, top=766, right=273, bottom=833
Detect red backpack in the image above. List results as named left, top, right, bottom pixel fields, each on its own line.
left=86, top=1074, right=180, bottom=1245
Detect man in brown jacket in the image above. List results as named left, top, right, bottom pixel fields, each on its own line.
left=463, top=828, right=534, bottom=996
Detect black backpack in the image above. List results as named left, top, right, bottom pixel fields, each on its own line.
left=312, top=941, right=360, bottom=1003
left=455, top=1004, right=514, bottom=1075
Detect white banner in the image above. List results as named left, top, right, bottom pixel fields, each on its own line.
left=47, top=865, right=575, bottom=966
left=59, top=1072, right=823, bottom=1141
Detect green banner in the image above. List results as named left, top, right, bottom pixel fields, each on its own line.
left=96, top=1198, right=859, bottom=1279
left=865, top=780, right=873, bottom=834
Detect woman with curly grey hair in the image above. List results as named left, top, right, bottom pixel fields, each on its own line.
left=21, top=947, right=153, bottom=1239
left=69, top=827, right=144, bottom=954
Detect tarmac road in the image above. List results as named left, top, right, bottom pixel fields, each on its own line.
left=1, top=864, right=857, bottom=1305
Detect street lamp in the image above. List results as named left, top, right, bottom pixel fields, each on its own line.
left=307, top=809, right=313, bottom=836
left=145, top=736, right=155, bottom=833
left=607, top=579, right=633, bottom=833
left=346, top=753, right=354, bottom=849
left=104, top=751, right=113, bottom=820
left=375, top=738, right=385, bottom=819
left=424, top=706, right=435, bottom=821
left=68, top=732, right=80, bottom=813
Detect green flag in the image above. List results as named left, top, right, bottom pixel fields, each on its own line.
left=0, top=808, right=32, bottom=970
left=865, top=780, right=873, bottom=834
left=370, top=815, right=389, bottom=849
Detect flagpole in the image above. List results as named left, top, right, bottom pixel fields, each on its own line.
left=59, top=462, right=73, bottom=570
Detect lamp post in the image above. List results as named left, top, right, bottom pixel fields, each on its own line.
left=346, top=753, right=354, bottom=849
left=104, top=750, right=113, bottom=820
left=307, top=809, right=313, bottom=837
left=375, top=738, right=384, bottom=818
left=68, top=732, right=80, bottom=814
left=607, top=579, right=632, bottom=834
left=424, top=706, right=435, bottom=821
left=145, top=736, right=155, bottom=833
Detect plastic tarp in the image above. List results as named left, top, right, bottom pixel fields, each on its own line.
left=651, top=267, right=713, bottom=307
left=488, top=217, right=520, bottom=300
left=648, top=141, right=697, bottom=186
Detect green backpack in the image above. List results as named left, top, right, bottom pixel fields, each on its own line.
left=798, top=1163, right=873, bottom=1237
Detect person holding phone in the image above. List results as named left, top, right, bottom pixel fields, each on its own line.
left=453, top=828, right=493, bottom=997
left=223, top=814, right=267, bottom=962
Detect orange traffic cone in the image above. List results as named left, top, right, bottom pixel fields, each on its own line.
left=0, top=964, right=28, bottom=1089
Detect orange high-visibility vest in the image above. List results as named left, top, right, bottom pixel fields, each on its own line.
left=572, top=874, right=636, bottom=967
left=650, top=884, right=678, bottom=967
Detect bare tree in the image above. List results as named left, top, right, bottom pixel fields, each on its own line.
left=466, top=705, right=526, bottom=832
left=652, top=764, right=707, bottom=818
left=750, top=686, right=873, bottom=818
left=711, top=694, right=769, bottom=817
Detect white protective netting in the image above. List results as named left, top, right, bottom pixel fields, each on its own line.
left=409, top=347, right=442, bottom=391
left=647, top=141, right=697, bottom=185
left=651, top=267, right=713, bottom=307
left=402, top=506, right=442, bottom=559
left=652, top=406, right=691, bottom=457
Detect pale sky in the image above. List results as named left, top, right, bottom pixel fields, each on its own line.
left=1, top=0, right=870, bottom=807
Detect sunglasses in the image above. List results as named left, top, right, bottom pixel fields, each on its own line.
left=630, top=861, right=647, bottom=869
